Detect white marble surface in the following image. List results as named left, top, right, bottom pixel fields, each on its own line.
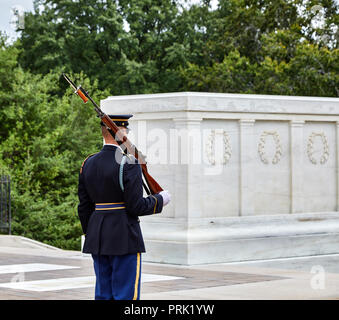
left=101, top=92, right=339, bottom=115
left=102, top=92, right=339, bottom=264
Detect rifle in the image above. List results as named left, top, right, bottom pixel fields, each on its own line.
left=62, top=73, right=163, bottom=195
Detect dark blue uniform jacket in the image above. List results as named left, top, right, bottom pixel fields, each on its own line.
left=78, top=144, right=163, bottom=255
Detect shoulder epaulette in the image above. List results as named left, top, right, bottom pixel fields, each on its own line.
left=80, top=153, right=98, bottom=174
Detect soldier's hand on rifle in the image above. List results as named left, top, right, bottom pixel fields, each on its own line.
left=159, top=190, right=171, bottom=206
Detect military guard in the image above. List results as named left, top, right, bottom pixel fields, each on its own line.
left=77, top=114, right=171, bottom=300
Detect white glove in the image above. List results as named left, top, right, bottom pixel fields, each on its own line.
left=159, top=190, right=171, bottom=206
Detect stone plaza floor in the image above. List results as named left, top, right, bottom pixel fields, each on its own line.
left=0, top=235, right=339, bottom=300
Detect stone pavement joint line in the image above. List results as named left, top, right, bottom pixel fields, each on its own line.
left=0, top=273, right=184, bottom=292
left=0, top=263, right=79, bottom=274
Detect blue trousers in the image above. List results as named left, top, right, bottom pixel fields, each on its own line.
left=92, top=253, right=141, bottom=300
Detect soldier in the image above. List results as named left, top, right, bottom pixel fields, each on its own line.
left=77, top=114, right=171, bottom=300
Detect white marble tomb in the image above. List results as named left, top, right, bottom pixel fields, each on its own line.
left=101, top=92, right=339, bottom=265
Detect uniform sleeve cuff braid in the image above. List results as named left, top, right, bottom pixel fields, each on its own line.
left=150, top=194, right=163, bottom=214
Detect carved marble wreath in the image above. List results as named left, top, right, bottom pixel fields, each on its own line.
left=206, top=129, right=232, bottom=165
left=307, top=132, right=329, bottom=165
left=258, top=131, right=282, bottom=164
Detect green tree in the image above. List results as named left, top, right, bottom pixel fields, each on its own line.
left=253, top=30, right=339, bottom=96
left=0, top=45, right=108, bottom=247
left=19, top=0, right=182, bottom=94
left=0, top=33, right=20, bottom=140
left=179, top=0, right=338, bottom=96
left=181, top=49, right=256, bottom=93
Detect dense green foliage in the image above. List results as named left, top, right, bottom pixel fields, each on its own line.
left=18, top=0, right=339, bottom=96
left=0, top=0, right=338, bottom=249
left=0, top=40, right=108, bottom=248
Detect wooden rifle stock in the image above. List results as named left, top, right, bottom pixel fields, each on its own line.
left=62, top=73, right=163, bottom=195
